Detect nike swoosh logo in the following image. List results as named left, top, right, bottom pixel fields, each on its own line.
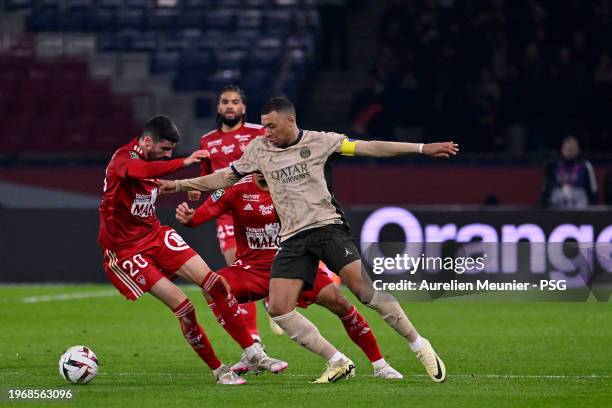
left=433, top=357, right=443, bottom=380
left=327, top=371, right=342, bottom=382
left=327, top=364, right=354, bottom=382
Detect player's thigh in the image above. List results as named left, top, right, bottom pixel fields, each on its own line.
left=155, top=226, right=204, bottom=281
left=174, top=255, right=212, bottom=286
left=308, top=225, right=361, bottom=275
left=298, top=267, right=341, bottom=310
left=268, top=278, right=305, bottom=317
left=149, top=276, right=189, bottom=310
left=216, top=266, right=253, bottom=302
left=271, top=235, right=319, bottom=290
left=313, top=282, right=352, bottom=317
left=338, top=259, right=375, bottom=303
left=103, top=249, right=166, bottom=301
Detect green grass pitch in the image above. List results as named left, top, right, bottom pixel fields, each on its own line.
left=0, top=285, right=610, bottom=407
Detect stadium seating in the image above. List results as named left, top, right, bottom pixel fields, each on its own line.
left=0, top=1, right=319, bottom=154
left=0, top=51, right=139, bottom=153
left=11, top=0, right=318, bottom=98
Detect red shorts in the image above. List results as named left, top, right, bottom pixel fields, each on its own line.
left=218, top=261, right=336, bottom=308
left=103, top=226, right=197, bottom=301
left=216, top=213, right=236, bottom=253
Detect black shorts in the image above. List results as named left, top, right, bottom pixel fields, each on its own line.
left=271, top=224, right=361, bottom=289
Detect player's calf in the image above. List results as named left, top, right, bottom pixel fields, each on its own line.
left=201, top=271, right=255, bottom=349
left=203, top=272, right=288, bottom=375
left=173, top=299, right=223, bottom=371
left=316, top=285, right=402, bottom=379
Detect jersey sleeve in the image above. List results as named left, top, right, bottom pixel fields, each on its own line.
left=322, top=132, right=349, bottom=157
left=119, top=151, right=184, bottom=179
left=230, top=139, right=260, bottom=177
left=188, top=187, right=233, bottom=227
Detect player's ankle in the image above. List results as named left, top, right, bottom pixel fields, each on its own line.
left=409, top=336, right=425, bottom=352
left=212, top=364, right=226, bottom=377
left=244, top=342, right=263, bottom=360
left=372, top=358, right=388, bottom=370
left=328, top=351, right=345, bottom=363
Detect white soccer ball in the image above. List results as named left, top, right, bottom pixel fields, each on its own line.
left=58, top=346, right=99, bottom=384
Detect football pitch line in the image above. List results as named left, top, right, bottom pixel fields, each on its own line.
left=20, top=290, right=117, bottom=303
left=0, top=371, right=608, bottom=380
left=100, top=373, right=610, bottom=379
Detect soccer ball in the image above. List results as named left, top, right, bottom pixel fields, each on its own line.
left=58, top=346, right=99, bottom=384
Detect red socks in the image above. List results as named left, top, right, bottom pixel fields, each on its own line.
left=173, top=299, right=221, bottom=370
left=202, top=272, right=254, bottom=349
left=241, top=302, right=259, bottom=340
left=340, top=305, right=383, bottom=362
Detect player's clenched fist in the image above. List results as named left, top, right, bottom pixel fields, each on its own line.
left=187, top=191, right=202, bottom=201
left=422, top=142, right=459, bottom=158
left=182, top=149, right=210, bottom=167
left=157, top=179, right=177, bottom=195
left=175, top=202, right=195, bottom=224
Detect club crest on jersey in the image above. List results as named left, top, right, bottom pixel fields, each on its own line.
left=129, top=151, right=140, bottom=159
left=300, top=147, right=311, bottom=158
left=136, top=275, right=146, bottom=286
left=211, top=189, right=225, bottom=202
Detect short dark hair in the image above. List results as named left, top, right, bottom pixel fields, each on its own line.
left=216, top=85, right=247, bottom=128
left=218, top=84, right=247, bottom=105
left=261, top=97, right=296, bottom=116
left=141, top=115, right=180, bottom=143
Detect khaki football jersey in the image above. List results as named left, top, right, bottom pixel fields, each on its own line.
left=231, top=130, right=347, bottom=241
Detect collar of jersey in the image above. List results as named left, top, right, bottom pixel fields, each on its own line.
left=279, top=129, right=303, bottom=149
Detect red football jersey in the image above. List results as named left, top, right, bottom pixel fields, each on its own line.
left=98, top=139, right=185, bottom=251
left=198, top=122, right=265, bottom=176
left=187, top=175, right=278, bottom=270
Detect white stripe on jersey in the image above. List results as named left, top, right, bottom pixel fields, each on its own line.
left=235, top=175, right=254, bottom=185
left=200, top=129, right=217, bottom=139
left=107, top=250, right=144, bottom=298
left=243, top=122, right=263, bottom=129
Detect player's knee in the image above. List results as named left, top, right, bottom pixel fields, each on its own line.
left=317, top=285, right=351, bottom=316
left=267, top=300, right=293, bottom=317
left=346, top=282, right=373, bottom=304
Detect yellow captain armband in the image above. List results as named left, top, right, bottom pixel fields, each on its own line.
left=340, top=138, right=357, bottom=156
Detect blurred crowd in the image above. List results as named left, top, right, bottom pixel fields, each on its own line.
left=350, top=0, right=612, bottom=154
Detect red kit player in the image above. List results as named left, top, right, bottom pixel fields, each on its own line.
left=98, top=115, right=287, bottom=385
left=175, top=174, right=403, bottom=381
left=188, top=85, right=275, bottom=341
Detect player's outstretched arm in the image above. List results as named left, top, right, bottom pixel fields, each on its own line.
left=344, top=140, right=459, bottom=158
left=126, top=149, right=209, bottom=179
left=158, top=168, right=240, bottom=195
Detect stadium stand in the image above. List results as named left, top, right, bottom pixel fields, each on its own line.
left=0, top=0, right=319, bottom=155
left=350, top=0, right=612, bottom=154
left=0, top=34, right=139, bottom=153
